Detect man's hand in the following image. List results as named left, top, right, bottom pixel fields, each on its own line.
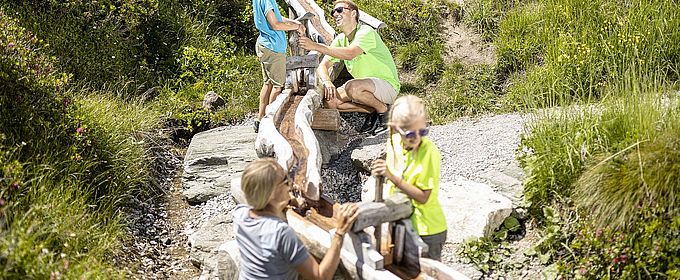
left=322, top=80, right=337, bottom=101
left=298, top=36, right=317, bottom=51
left=296, top=23, right=306, bottom=36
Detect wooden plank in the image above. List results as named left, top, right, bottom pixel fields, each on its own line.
left=420, top=258, right=472, bottom=280
left=286, top=53, right=319, bottom=70
left=286, top=210, right=402, bottom=280
left=286, top=0, right=335, bottom=44
left=351, top=192, right=413, bottom=232
left=311, top=108, right=341, bottom=131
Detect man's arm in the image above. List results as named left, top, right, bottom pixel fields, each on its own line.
left=318, top=56, right=337, bottom=101
left=299, top=37, right=363, bottom=60
left=265, top=10, right=301, bottom=31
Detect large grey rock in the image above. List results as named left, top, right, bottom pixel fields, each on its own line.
left=182, top=126, right=258, bottom=204
left=189, top=212, right=234, bottom=278
left=351, top=143, right=385, bottom=173
left=439, top=179, right=513, bottom=243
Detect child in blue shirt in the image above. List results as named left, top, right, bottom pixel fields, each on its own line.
left=253, top=0, right=304, bottom=132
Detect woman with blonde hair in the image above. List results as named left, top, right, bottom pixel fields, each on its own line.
left=371, top=95, right=448, bottom=260
left=234, top=157, right=359, bottom=279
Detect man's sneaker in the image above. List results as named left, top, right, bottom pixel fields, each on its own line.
left=254, top=119, right=260, bottom=133
left=371, top=112, right=389, bottom=135
left=359, top=112, right=378, bottom=133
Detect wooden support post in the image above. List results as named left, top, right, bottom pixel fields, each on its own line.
left=311, top=108, right=341, bottom=131
left=351, top=192, right=412, bottom=232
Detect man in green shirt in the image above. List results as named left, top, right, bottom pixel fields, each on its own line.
left=299, top=0, right=400, bottom=135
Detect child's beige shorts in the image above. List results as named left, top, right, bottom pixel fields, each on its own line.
left=256, top=43, right=286, bottom=87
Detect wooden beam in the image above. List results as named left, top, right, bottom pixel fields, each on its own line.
left=286, top=53, right=319, bottom=70
left=287, top=209, right=402, bottom=280
left=311, top=108, right=341, bottom=131
left=285, top=0, right=335, bottom=44
left=359, top=10, right=387, bottom=31
left=351, top=192, right=413, bottom=232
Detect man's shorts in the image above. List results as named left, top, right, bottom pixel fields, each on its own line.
left=255, top=43, right=285, bottom=87
left=340, top=77, right=398, bottom=105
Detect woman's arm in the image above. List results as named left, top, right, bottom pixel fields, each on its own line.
left=371, top=159, right=432, bottom=204
left=296, top=203, right=358, bottom=280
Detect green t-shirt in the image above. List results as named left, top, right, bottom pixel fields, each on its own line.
left=329, top=24, right=400, bottom=92
left=386, top=134, right=447, bottom=236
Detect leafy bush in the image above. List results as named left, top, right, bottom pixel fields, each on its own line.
left=518, top=73, right=679, bottom=216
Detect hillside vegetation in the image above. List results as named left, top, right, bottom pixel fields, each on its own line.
left=0, top=0, right=678, bottom=278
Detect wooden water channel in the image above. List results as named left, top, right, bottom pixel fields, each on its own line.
left=234, top=0, right=470, bottom=279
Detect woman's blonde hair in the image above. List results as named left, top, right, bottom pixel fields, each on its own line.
left=241, top=157, right=283, bottom=210
left=389, top=95, right=427, bottom=128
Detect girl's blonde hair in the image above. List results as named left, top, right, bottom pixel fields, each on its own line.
left=241, top=157, right=283, bottom=210
left=389, top=95, right=427, bottom=128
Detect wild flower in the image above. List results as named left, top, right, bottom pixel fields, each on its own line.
left=76, top=127, right=84, bottom=135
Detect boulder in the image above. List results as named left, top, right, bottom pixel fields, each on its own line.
left=203, top=91, right=225, bottom=111
left=350, top=143, right=385, bottom=173
left=189, top=212, right=234, bottom=279
left=439, top=179, right=513, bottom=243
left=182, top=126, right=258, bottom=204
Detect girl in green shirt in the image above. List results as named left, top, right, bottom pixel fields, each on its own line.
left=371, top=95, right=448, bottom=260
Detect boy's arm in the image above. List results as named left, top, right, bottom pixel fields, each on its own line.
left=266, top=10, right=301, bottom=31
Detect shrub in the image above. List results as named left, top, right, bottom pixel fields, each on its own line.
left=518, top=72, right=679, bottom=217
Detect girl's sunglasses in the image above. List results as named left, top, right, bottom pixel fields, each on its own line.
left=395, top=126, right=429, bottom=139
left=331, top=6, right=352, bottom=16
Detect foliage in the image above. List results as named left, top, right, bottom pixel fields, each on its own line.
left=0, top=10, right=159, bottom=277
left=459, top=216, right=523, bottom=274
left=463, top=0, right=518, bottom=41
left=519, top=74, right=679, bottom=217
left=418, top=61, right=500, bottom=124
left=497, top=0, right=680, bottom=107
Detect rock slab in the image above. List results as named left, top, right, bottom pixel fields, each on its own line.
left=182, top=126, right=258, bottom=204
left=439, top=179, right=513, bottom=244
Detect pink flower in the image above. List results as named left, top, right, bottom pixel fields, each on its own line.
left=7, top=43, right=14, bottom=48
left=0, top=198, right=5, bottom=206
left=76, top=127, right=84, bottom=135
left=578, top=267, right=587, bottom=276
left=595, top=228, right=603, bottom=238
left=10, top=182, right=19, bottom=190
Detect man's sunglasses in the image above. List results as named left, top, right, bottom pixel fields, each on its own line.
left=331, top=6, right=352, bottom=16
left=395, top=126, right=429, bottom=139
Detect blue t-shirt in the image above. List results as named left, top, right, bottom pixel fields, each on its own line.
left=253, top=0, right=287, bottom=54
left=233, top=205, right=309, bottom=279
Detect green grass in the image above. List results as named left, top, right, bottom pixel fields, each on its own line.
left=497, top=0, right=680, bottom=108
left=416, top=61, right=500, bottom=124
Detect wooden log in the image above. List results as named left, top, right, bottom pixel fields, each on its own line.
left=294, top=90, right=323, bottom=200
left=286, top=53, right=320, bottom=70
left=419, top=258, right=472, bottom=280
left=287, top=210, right=402, bottom=280
left=359, top=10, right=387, bottom=31
left=351, top=192, right=413, bottom=232
left=255, top=90, right=295, bottom=171
left=286, top=0, right=335, bottom=44
left=311, top=108, right=341, bottom=131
